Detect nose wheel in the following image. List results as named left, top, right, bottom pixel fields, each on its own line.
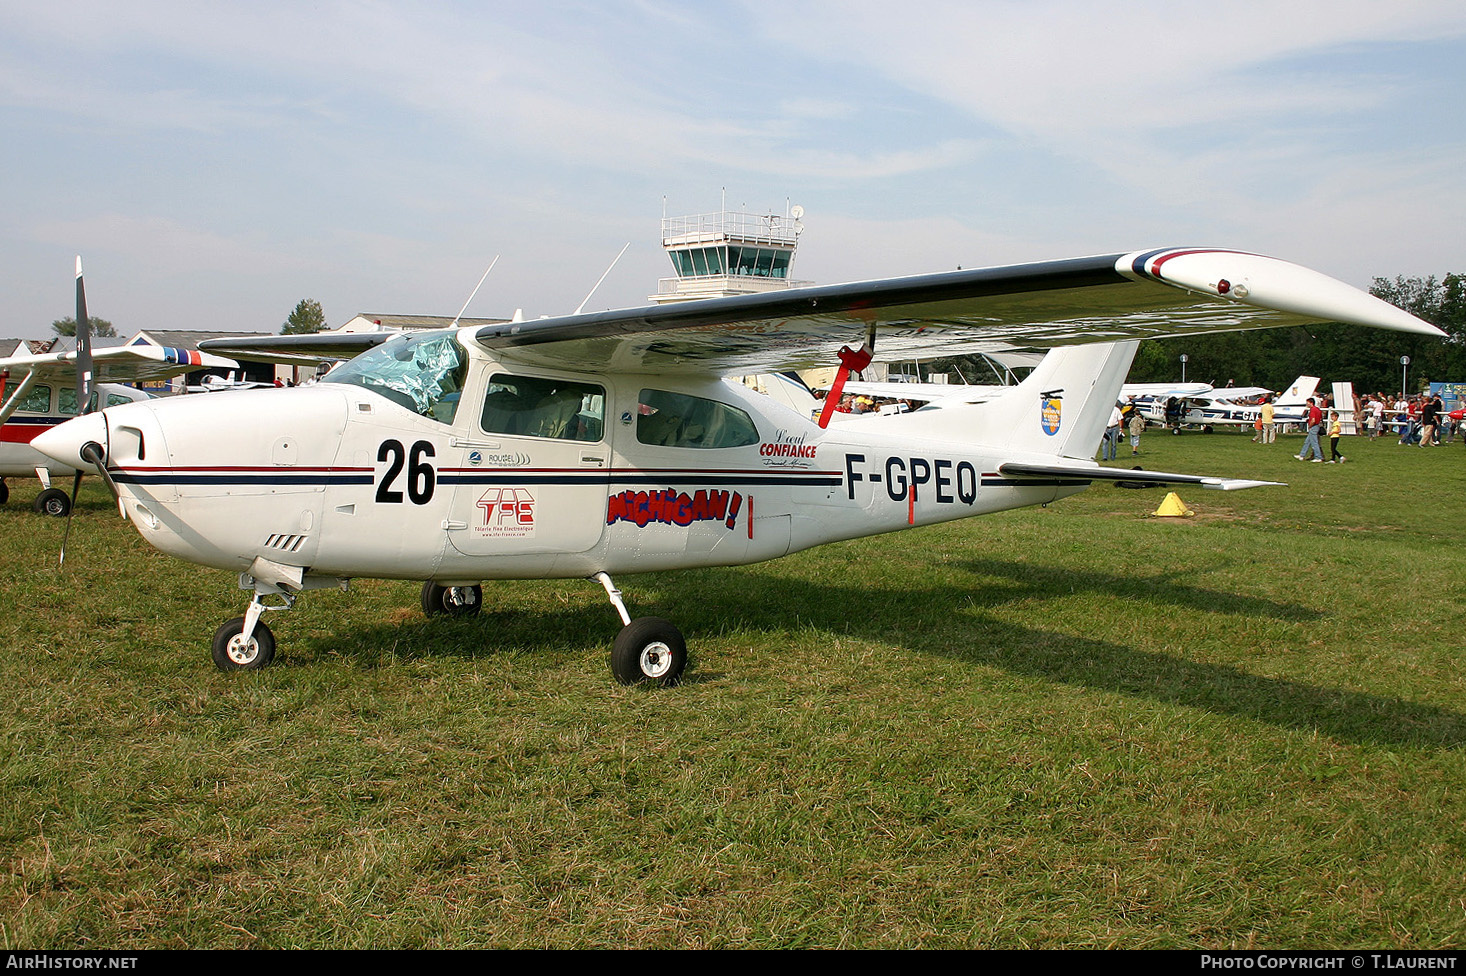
left=211, top=616, right=276, bottom=671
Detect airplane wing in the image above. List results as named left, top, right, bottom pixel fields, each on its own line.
left=1, top=343, right=238, bottom=386
left=466, top=248, right=1442, bottom=375
left=197, top=331, right=392, bottom=366
left=197, top=248, right=1442, bottom=377
left=1, top=344, right=240, bottom=425
left=1121, top=382, right=1214, bottom=398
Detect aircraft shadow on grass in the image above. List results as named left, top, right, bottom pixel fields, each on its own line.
left=318, top=558, right=1462, bottom=750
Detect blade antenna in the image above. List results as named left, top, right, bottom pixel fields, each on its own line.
left=450, top=255, right=500, bottom=329
left=574, top=242, right=630, bottom=315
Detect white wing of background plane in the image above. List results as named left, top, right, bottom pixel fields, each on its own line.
left=0, top=345, right=238, bottom=424
left=199, top=248, right=1443, bottom=373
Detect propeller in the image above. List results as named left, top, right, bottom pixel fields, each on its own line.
left=58, top=256, right=120, bottom=566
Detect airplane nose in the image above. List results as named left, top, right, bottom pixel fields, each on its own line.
left=33, top=412, right=108, bottom=469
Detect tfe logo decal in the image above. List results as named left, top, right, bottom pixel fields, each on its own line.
left=476, top=487, right=535, bottom=537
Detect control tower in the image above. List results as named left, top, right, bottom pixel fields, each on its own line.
left=651, top=203, right=813, bottom=304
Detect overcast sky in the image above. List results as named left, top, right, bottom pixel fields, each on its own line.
left=3, top=0, right=1463, bottom=339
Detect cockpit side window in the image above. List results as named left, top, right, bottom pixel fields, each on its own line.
left=480, top=374, right=605, bottom=442
left=15, top=385, right=52, bottom=414
left=636, top=389, right=759, bottom=448
left=322, top=333, right=468, bottom=424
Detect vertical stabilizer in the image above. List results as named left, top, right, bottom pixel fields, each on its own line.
left=1277, top=376, right=1320, bottom=406
left=908, top=341, right=1139, bottom=459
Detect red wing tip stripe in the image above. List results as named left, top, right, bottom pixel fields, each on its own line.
left=1130, top=248, right=1261, bottom=281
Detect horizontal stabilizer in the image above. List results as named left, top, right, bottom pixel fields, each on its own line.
left=998, top=461, right=1283, bottom=492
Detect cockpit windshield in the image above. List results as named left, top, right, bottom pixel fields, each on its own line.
left=323, top=333, right=469, bottom=424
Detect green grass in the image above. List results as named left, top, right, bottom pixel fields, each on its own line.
left=2, top=429, right=1464, bottom=948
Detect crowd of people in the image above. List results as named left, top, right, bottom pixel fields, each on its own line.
left=1097, top=388, right=1461, bottom=464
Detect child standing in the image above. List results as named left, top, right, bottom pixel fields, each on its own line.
left=1327, top=411, right=1346, bottom=464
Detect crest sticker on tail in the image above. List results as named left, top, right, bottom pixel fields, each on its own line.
left=1041, top=396, right=1062, bottom=436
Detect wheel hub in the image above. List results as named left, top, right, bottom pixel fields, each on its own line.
left=226, top=635, right=259, bottom=665
left=640, top=641, right=672, bottom=678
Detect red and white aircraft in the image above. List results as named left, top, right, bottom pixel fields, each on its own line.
left=34, top=247, right=1442, bottom=685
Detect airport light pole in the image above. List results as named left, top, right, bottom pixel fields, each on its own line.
left=1401, top=355, right=1410, bottom=396
left=1180, top=353, right=1188, bottom=384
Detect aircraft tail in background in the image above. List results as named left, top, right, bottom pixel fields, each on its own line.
left=1276, top=376, right=1320, bottom=406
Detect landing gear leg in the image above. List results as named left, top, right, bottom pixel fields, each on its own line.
left=209, top=564, right=349, bottom=672
left=593, top=572, right=686, bottom=687
left=211, top=592, right=288, bottom=671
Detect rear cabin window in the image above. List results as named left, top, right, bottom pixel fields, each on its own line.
left=480, top=374, right=605, bottom=442
left=636, top=389, right=759, bottom=449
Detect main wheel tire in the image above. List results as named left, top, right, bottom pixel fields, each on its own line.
left=211, top=617, right=276, bottom=671
left=33, top=487, right=70, bottom=517
left=0, top=480, right=9, bottom=505
left=610, top=616, right=686, bottom=687
left=421, top=581, right=483, bottom=617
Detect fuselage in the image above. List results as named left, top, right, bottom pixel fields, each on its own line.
left=34, top=331, right=1092, bottom=583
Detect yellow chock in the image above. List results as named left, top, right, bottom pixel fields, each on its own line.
left=1154, top=491, right=1194, bottom=518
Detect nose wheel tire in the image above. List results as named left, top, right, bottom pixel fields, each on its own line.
left=421, top=582, right=484, bottom=617
left=33, top=487, right=71, bottom=517
left=611, top=616, right=686, bottom=687
left=211, top=617, right=276, bottom=671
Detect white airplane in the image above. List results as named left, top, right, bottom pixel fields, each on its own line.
left=1132, top=376, right=1320, bottom=431
left=0, top=261, right=237, bottom=515
left=34, top=247, right=1441, bottom=686
left=186, top=372, right=275, bottom=393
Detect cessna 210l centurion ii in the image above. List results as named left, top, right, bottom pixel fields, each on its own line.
left=35, top=247, right=1442, bottom=685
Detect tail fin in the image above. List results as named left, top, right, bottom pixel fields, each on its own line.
left=1277, top=376, right=1320, bottom=406
left=907, top=340, right=1139, bottom=459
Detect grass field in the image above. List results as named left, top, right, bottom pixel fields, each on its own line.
left=2, top=429, right=1464, bottom=949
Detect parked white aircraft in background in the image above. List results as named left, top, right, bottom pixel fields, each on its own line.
left=1, top=265, right=236, bottom=514
left=35, top=247, right=1441, bottom=685
left=1131, top=375, right=1320, bottom=432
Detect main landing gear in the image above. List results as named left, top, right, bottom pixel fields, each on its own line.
left=34, top=487, right=71, bottom=517
left=421, top=581, right=484, bottom=617
left=594, top=572, right=686, bottom=687
left=209, top=566, right=685, bottom=686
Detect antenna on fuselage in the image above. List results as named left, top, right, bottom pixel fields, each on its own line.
left=450, top=255, right=500, bottom=329
left=574, top=242, right=631, bottom=315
